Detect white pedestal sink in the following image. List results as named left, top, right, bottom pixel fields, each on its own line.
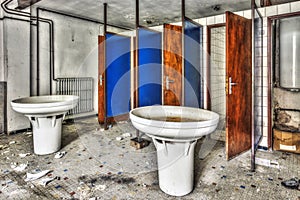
left=11, top=95, right=79, bottom=155
left=130, top=105, right=219, bottom=196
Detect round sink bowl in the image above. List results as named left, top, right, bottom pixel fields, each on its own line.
left=130, top=105, right=219, bottom=140
left=130, top=105, right=219, bottom=196
left=11, top=95, right=79, bottom=116
left=11, top=95, right=79, bottom=155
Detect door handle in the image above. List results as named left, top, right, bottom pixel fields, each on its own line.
left=99, top=74, right=104, bottom=86
left=229, top=77, right=237, bottom=95
left=166, top=76, right=174, bottom=90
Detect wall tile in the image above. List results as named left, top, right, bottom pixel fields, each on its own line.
left=291, top=1, right=300, bottom=13
left=266, top=5, right=278, bottom=17
left=207, top=16, right=215, bottom=25
left=277, top=3, right=291, bottom=15
left=215, top=14, right=225, bottom=24
left=198, top=18, right=207, bottom=26
left=243, top=10, right=252, bottom=19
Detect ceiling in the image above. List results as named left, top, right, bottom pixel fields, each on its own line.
left=16, top=0, right=300, bottom=29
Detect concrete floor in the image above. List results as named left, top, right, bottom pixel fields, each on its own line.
left=0, top=116, right=299, bottom=200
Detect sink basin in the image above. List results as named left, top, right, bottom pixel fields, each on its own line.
left=130, top=105, right=219, bottom=140
left=11, top=95, right=79, bottom=116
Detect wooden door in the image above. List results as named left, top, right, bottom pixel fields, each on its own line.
left=226, top=11, right=252, bottom=160
left=98, top=35, right=105, bottom=124
left=163, top=24, right=182, bottom=106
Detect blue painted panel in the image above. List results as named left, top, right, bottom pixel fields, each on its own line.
left=138, top=28, right=162, bottom=107
left=106, top=33, right=131, bottom=117
left=184, top=20, right=203, bottom=108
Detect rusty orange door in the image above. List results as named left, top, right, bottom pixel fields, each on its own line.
left=226, top=11, right=252, bottom=160
left=163, top=24, right=182, bottom=106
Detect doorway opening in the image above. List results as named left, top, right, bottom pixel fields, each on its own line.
left=208, top=25, right=226, bottom=142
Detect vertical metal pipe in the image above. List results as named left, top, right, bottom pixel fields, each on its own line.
left=103, top=3, right=108, bottom=127
left=135, top=0, right=140, bottom=137
left=251, top=0, right=255, bottom=172
left=181, top=0, right=185, bottom=22
left=51, top=20, right=55, bottom=82
left=181, top=0, right=185, bottom=105
left=135, top=0, right=139, bottom=108
left=136, top=0, right=139, bottom=28
left=29, top=5, right=32, bottom=96
left=103, top=3, right=107, bottom=34
left=36, top=8, right=40, bottom=95
left=49, top=21, right=52, bottom=94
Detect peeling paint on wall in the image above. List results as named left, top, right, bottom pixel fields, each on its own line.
left=273, top=88, right=300, bottom=132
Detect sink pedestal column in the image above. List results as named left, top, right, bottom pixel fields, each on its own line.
left=153, top=137, right=197, bottom=196
left=28, top=114, right=65, bottom=155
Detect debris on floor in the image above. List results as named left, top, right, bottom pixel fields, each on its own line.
left=0, top=144, right=9, bottom=150
left=54, top=151, right=66, bottom=159
left=122, top=132, right=132, bottom=138
left=94, top=184, right=106, bottom=191
left=116, top=136, right=123, bottom=141
left=25, top=170, right=52, bottom=182
left=130, top=137, right=150, bottom=149
left=11, top=163, right=27, bottom=172
left=9, top=141, right=16, bottom=145
left=19, top=153, right=30, bottom=158
left=40, top=176, right=58, bottom=187
left=281, top=177, right=299, bottom=189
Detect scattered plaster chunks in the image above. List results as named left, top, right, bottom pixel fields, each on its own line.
left=116, top=136, right=123, bottom=141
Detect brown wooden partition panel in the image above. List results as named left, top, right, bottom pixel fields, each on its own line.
left=98, top=35, right=105, bottom=124
left=225, top=11, right=252, bottom=160
left=163, top=24, right=183, bottom=106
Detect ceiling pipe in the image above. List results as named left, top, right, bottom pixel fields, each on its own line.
left=38, top=7, right=132, bottom=31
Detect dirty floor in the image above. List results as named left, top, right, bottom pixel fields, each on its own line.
left=0, top=117, right=299, bottom=200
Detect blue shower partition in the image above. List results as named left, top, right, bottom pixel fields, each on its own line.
left=138, top=27, right=162, bottom=107
left=105, top=33, right=131, bottom=117
left=184, top=19, right=203, bottom=108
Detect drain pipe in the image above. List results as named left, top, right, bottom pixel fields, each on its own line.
left=36, top=15, right=54, bottom=95
left=36, top=8, right=54, bottom=95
